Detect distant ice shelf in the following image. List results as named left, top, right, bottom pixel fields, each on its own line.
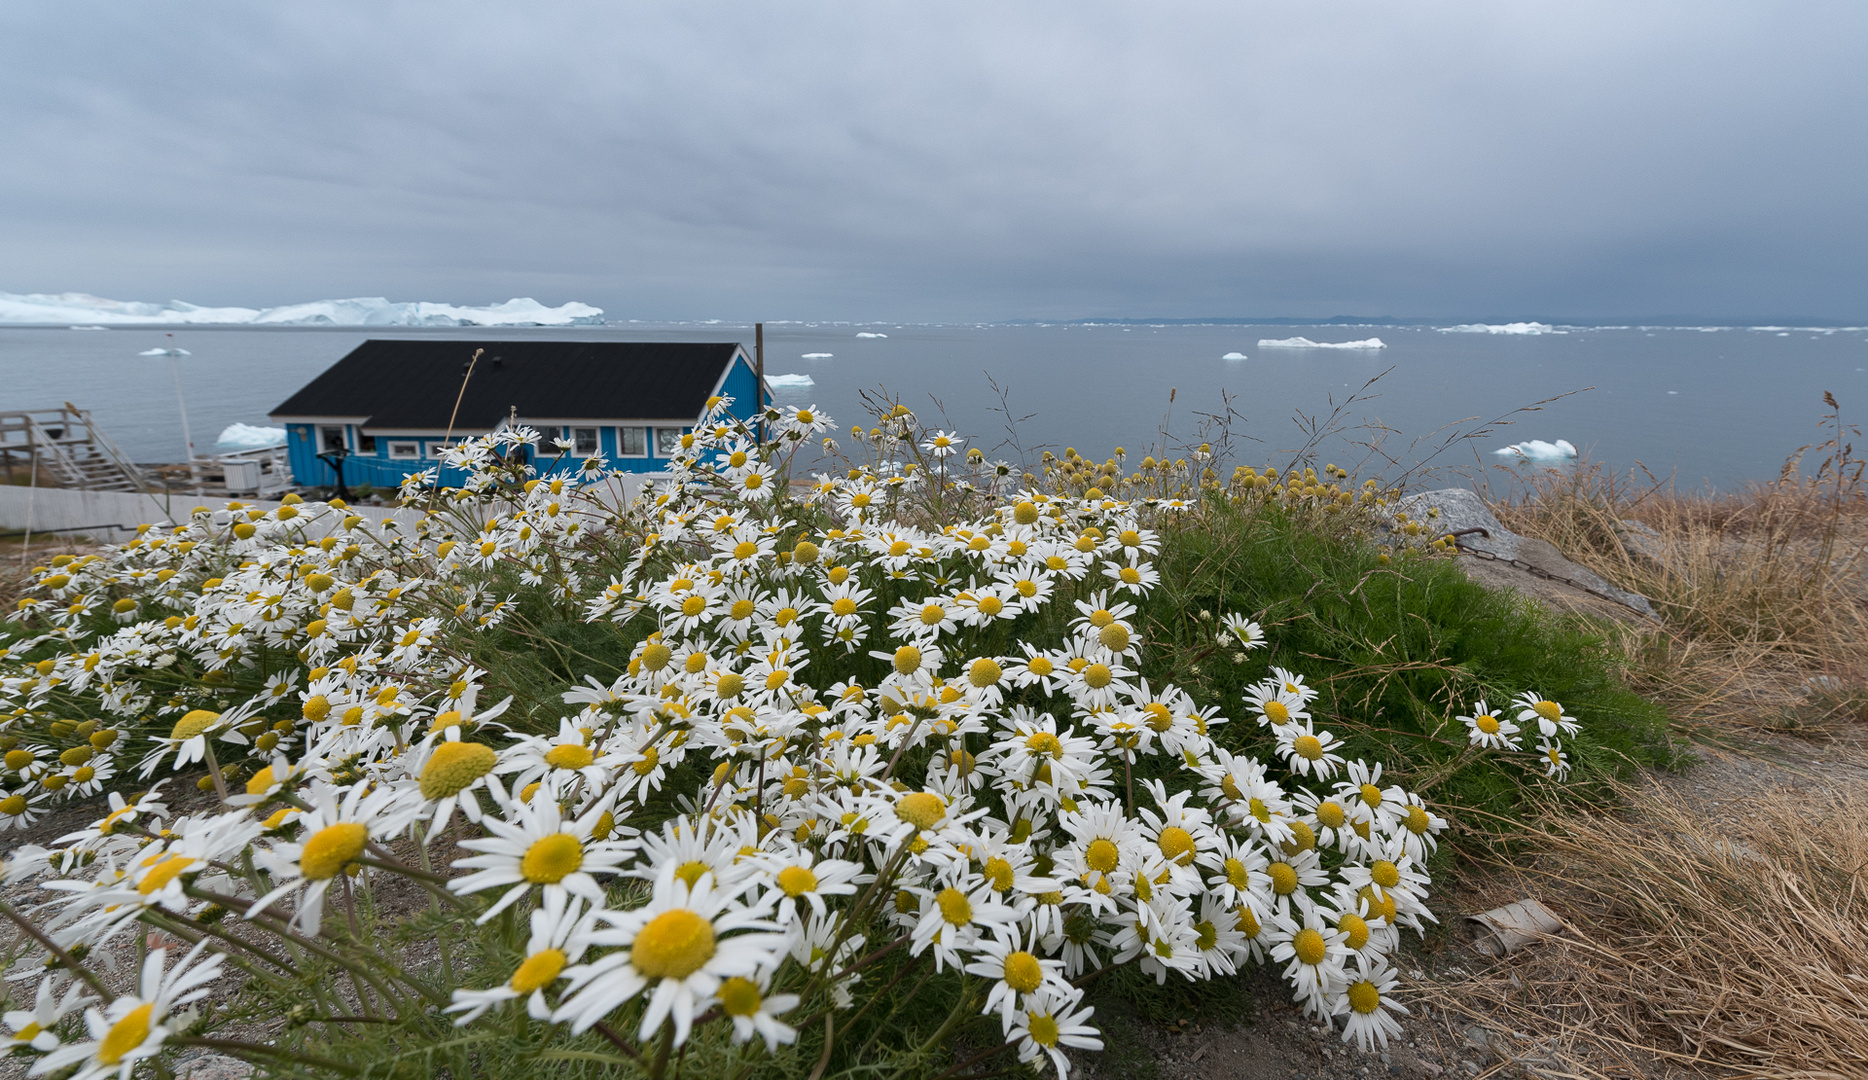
left=766, top=373, right=816, bottom=388
left=1494, top=439, right=1577, bottom=461
left=0, top=291, right=604, bottom=327
left=1438, top=322, right=1556, bottom=335
left=1256, top=337, right=1385, bottom=350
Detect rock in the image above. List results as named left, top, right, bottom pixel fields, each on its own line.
left=1419, top=1063, right=1444, bottom=1077
left=1460, top=1061, right=1481, bottom=1076
left=1393, top=489, right=1655, bottom=619
left=173, top=1052, right=253, bottom=1080
left=1618, top=519, right=1664, bottom=565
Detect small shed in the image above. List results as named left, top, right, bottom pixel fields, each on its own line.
left=269, top=340, right=766, bottom=490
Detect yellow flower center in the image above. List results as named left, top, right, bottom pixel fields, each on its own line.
left=1371, top=860, right=1400, bottom=889
left=1339, top=912, right=1370, bottom=950
left=1316, top=800, right=1345, bottom=828
left=776, top=865, right=819, bottom=897
left=301, top=822, right=369, bottom=880
left=1025, top=732, right=1063, bottom=758
left=632, top=909, right=717, bottom=980
left=1359, top=783, right=1383, bottom=808
left=1292, top=735, right=1323, bottom=761
left=920, top=603, right=945, bottom=625
left=1475, top=714, right=1500, bottom=734
left=1083, top=663, right=1113, bottom=689
left=719, top=975, right=763, bottom=1017
left=1282, top=820, right=1318, bottom=855
left=519, top=834, right=584, bottom=884
left=640, top=643, right=672, bottom=671
left=544, top=743, right=594, bottom=770
left=1099, top=623, right=1130, bottom=652
left=1268, top=861, right=1299, bottom=896
left=1224, top=857, right=1251, bottom=888
left=510, top=948, right=568, bottom=994
left=937, top=886, right=973, bottom=926
left=968, top=658, right=1002, bottom=688
left=1264, top=700, right=1290, bottom=724
left=1085, top=838, right=1120, bottom=874
left=420, top=742, right=497, bottom=799
left=984, top=856, right=1015, bottom=892
left=170, top=709, right=220, bottom=741
left=1003, top=950, right=1043, bottom=993
left=1027, top=1011, right=1060, bottom=1048
left=1348, top=980, right=1381, bottom=1015
left=1405, top=805, right=1431, bottom=835
left=831, top=597, right=859, bottom=617
left=1533, top=700, right=1562, bottom=722
left=675, top=860, right=711, bottom=888
left=1293, top=927, right=1327, bottom=966
left=1157, top=826, right=1195, bottom=865
left=1027, top=656, right=1054, bottom=677
left=716, top=672, right=745, bottom=699
left=893, top=646, right=922, bottom=675
left=896, top=792, right=946, bottom=830
left=138, top=855, right=195, bottom=895
left=97, top=1002, right=154, bottom=1065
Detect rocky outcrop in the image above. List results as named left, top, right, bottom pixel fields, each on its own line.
left=1394, top=489, right=1656, bottom=620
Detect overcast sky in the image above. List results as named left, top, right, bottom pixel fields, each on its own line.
left=2, top=2, right=1864, bottom=322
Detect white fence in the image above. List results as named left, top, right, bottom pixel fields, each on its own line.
left=0, top=473, right=673, bottom=545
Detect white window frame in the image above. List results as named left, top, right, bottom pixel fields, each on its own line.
left=572, top=426, right=600, bottom=456
left=615, top=425, right=648, bottom=458
left=387, top=441, right=421, bottom=461
left=319, top=425, right=348, bottom=453
left=654, top=426, right=684, bottom=458
left=428, top=441, right=463, bottom=461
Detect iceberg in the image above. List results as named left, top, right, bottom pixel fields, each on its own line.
left=1256, top=337, right=1385, bottom=350
left=855, top=332, right=888, bottom=339
left=0, top=291, right=603, bottom=327
left=139, top=347, right=191, bottom=357
left=766, top=373, right=816, bottom=388
left=1494, top=439, right=1577, bottom=461
left=801, top=352, right=833, bottom=359
left=215, top=423, right=287, bottom=449
left=1221, top=351, right=1248, bottom=360
left=1438, top=322, right=1556, bottom=335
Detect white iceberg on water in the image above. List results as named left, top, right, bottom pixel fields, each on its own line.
left=855, top=332, right=888, bottom=338
left=766, top=373, right=816, bottom=388
left=0, top=292, right=603, bottom=327
left=1222, top=351, right=1248, bottom=360
left=1256, top=337, right=1386, bottom=350
left=215, top=423, right=287, bottom=449
left=1439, top=322, right=1556, bottom=335
left=800, top=352, right=833, bottom=359
left=1494, top=439, right=1577, bottom=461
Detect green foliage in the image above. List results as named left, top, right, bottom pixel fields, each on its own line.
left=1141, top=498, right=1672, bottom=826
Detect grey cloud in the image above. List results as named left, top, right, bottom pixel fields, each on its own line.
left=1, top=1, right=1864, bottom=320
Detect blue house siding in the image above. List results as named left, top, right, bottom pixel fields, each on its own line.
left=276, top=346, right=767, bottom=490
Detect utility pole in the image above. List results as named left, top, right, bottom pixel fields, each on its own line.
left=755, top=322, right=766, bottom=444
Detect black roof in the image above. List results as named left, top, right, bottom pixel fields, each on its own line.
left=271, top=340, right=745, bottom=429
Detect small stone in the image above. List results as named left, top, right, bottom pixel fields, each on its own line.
left=1460, top=1061, right=1480, bottom=1076
left=1419, top=1063, right=1444, bottom=1078
left=1381, top=1053, right=1392, bottom=1064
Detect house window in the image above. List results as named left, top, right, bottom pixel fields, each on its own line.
left=387, top=441, right=420, bottom=461
left=319, top=426, right=347, bottom=453
left=572, top=427, right=599, bottom=455
left=654, top=427, right=684, bottom=457
left=617, top=426, right=647, bottom=457
left=357, top=434, right=377, bottom=454
left=429, top=442, right=462, bottom=460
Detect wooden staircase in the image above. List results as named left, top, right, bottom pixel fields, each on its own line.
left=0, top=404, right=150, bottom=494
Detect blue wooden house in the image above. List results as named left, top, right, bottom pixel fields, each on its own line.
left=270, top=340, right=766, bottom=490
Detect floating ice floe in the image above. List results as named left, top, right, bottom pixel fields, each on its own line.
left=1256, top=337, right=1385, bottom=350
left=68, top=325, right=107, bottom=331
left=215, top=423, right=287, bottom=449
left=1494, top=439, right=1577, bottom=461
left=0, top=291, right=603, bottom=327
left=139, top=347, right=191, bottom=357
left=801, top=353, right=833, bottom=359
left=855, top=332, right=887, bottom=339
left=1221, top=352, right=1247, bottom=360
left=1438, top=322, right=1556, bottom=335
left=765, top=373, right=816, bottom=388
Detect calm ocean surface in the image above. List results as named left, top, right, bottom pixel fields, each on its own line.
left=4, top=322, right=1867, bottom=490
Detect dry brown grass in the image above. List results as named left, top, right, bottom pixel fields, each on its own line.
left=1486, top=458, right=1868, bottom=733
left=1425, top=781, right=1868, bottom=1080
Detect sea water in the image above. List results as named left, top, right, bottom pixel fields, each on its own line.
left=3, top=322, right=1865, bottom=490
